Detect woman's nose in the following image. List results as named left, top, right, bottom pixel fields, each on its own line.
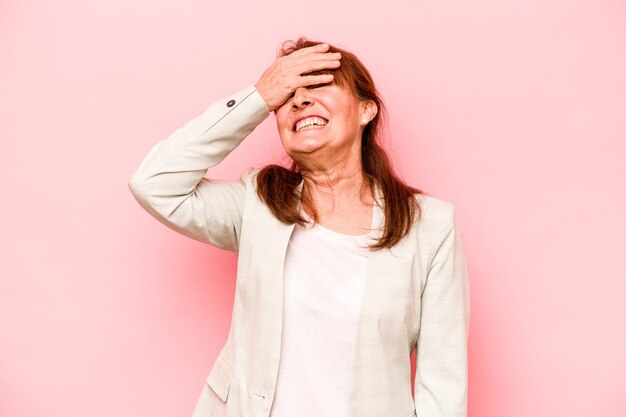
left=292, top=87, right=313, bottom=108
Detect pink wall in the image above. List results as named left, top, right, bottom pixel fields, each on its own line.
left=2, top=1, right=625, bottom=416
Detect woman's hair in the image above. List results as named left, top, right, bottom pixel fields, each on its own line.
left=255, top=37, right=425, bottom=250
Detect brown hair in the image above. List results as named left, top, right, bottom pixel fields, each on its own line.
left=255, top=37, right=426, bottom=250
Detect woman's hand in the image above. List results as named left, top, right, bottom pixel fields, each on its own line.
left=255, top=43, right=341, bottom=112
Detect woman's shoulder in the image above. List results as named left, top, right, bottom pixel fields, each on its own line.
left=239, top=166, right=262, bottom=185
left=413, top=192, right=457, bottom=227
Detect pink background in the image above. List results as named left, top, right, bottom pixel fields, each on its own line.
left=2, top=1, right=625, bottom=416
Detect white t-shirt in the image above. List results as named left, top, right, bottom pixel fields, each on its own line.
left=269, top=209, right=374, bottom=417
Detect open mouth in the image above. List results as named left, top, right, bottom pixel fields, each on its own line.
left=292, top=116, right=329, bottom=133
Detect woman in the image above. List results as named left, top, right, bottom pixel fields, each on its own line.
left=129, top=38, right=470, bottom=417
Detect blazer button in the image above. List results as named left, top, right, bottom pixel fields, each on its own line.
left=227, top=99, right=236, bottom=107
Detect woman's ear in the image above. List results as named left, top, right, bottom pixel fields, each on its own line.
left=361, top=100, right=378, bottom=125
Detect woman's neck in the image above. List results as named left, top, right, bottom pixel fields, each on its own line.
left=299, top=166, right=373, bottom=218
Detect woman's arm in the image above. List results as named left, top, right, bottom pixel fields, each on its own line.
left=128, top=85, right=270, bottom=252
left=414, top=203, right=471, bottom=417
left=128, top=43, right=341, bottom=252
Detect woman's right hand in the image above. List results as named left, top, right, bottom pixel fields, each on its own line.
left=254, top=43, right=342, bottom=112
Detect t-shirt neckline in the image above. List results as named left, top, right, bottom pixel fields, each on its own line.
left=298, top=206, right=374, bottom=244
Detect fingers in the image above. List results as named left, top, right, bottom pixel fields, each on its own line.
left=283, top=44, right=340, bottom=66
left=278, top=43, right=341, bottom=77
left=256, top=43, right=341, bottom=111
left=287, top=42, right=331, bottom=58
left=302, top=52, right=341, bottom=62
left=285, top=52, right=340, bottom=73
left=298, top=74, right=335, bottom=87
left=291, top=48, right=340, bottom=63
left=297, top=58, right=341, bottom=75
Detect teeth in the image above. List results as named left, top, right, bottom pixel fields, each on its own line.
left=295, top=116, right=328, bottom=132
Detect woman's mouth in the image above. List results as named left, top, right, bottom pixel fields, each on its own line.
left=293, top=116, right=329, bottom=133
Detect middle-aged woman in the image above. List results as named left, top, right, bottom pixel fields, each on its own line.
left=128, top=37, right=470, bottom=417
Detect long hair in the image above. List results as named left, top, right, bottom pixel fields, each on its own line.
left=255, top=37, right=425, bottom=250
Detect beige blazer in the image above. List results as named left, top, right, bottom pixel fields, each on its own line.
left=128, top=85, right=470, bottom=417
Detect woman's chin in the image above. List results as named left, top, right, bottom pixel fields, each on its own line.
left=286, top=138, right=327, bottom=155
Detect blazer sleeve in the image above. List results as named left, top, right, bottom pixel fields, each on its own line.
left=414, top=203, right=470, bottom=417
left=127, top=85, right=270, bottom=253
